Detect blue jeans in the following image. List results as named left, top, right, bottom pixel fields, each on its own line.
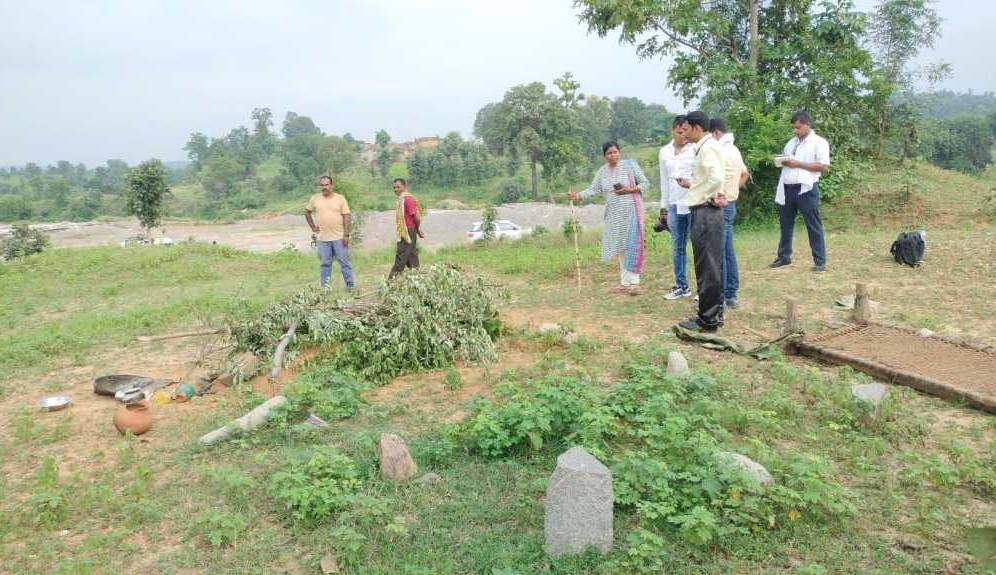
left=668, top=204, right=690, bottom=290
left=317, top=240, right=354, bottom=289
left=722, top=202, right=739, bottom=301
left=777, top=183, right=826, bottom=266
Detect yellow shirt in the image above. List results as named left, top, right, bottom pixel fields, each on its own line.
left=306, top=192, right=350, bottom=241
left=719, top=140, right=747, bottom=202
left=686, top=135, right=725, bottom=208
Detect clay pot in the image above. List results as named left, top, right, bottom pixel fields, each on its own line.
left=113, top=400, right=152, bottom=435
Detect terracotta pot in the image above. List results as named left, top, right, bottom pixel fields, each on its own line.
left=113, top=400, right=152, bottom=435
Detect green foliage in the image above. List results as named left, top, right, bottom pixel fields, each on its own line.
left=443, top=367, right=463, bottom=391
left=193, top=509, right=247, bottom=548
left=2, top=224, right=50, bottom=261
left=284, top=366, right=369, bottom=421
left=460, top=364, right=855, bottom=561
left=407, top=133, right=502, bottom=188
left=474, top=79, right=584, bottom=200
left=923, top=116, right=995, bottom=173
left=561, top=216, right=582, bottom=240
left=498, top=179, right=525, bottom=204
left=530, top=225, right=549, bottom=237
left=481, top=207, right=498, bottom=242
left=26, top=456, right=66, bottom=528
left=269, top=447, right=362, bottom=525
left=230, top=264, right=503, bottom=385
left=124, top=159, right=171, bottom=233
left=0, top=196, right=35, bottom=222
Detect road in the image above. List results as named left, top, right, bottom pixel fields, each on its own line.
left=35, top=202, right=637, bottom=253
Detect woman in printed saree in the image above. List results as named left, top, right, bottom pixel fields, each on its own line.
left=568, top=141, right=652, bottom=295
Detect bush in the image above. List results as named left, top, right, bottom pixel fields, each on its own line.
left=269, top=446, right=362, bottom=525
left=2, top=224, right=50, bottom=261
left=498, top=180, right=525, bottom=204
left=0, top=196, right=35, bottom=222
left=530, top=225, right=549, bottom=237
left=561, top=216, right=583, bottom=240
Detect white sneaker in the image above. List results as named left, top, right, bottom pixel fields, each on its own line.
left=664, top=286, right=692, bottom=300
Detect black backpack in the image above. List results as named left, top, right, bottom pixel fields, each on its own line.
left=890, top=231, right=925, bottom=267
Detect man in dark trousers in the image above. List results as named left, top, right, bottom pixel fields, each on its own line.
left=677, top=111, right=727, bottom=333
left=388, top=178, right=424, bottom=280
left=771, top=111, right=830, bottom=272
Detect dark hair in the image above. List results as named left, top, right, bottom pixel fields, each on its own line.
left=686, top=111, right=709, bottom=130
left=709, top=118, right=727, bottom=133
left=319, top=175, right=332, bottom=183
left=393, top=177, right=407, bottom=186
left=790, top=111, right=812, bottom=125
left=602, top=141, right=620, bottom=155
left=672, top=115, right=687, bottom=128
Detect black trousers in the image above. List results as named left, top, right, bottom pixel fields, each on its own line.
left=690, top=203, right=724, bottom=328
left=777, top=183, right=826, bottom=266
left=388, top=228, right=419, bottom=279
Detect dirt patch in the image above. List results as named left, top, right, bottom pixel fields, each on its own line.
left=368, top=350, right=537, bottom=417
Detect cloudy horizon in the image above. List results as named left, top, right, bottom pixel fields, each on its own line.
left=1, top=0, right=993, bottom=167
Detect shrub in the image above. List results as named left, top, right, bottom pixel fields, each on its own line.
left=2, top=224, right=50, bottom=261
left=498, top=180, right=525, bottom=204
left=0, top=196, right=36, bottom=221
left=269, top=447, right=362, bottom=525
left=561, top=216, right=583, bottom=240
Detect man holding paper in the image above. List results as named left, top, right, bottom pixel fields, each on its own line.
left=771, top=111, right=830, bottom=273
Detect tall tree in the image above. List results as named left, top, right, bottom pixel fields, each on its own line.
left=251, top=107, right=277, bottom=158
left=610, top=97, right=649, bottom=145
left=282, top=112, right=321, bottom=139
left=183, top=132, right=211, bottom=171
left=124, top=159, right=171, bottom=237
left=374, top=129, right=395, bottom=178
left=482, top=80, right=582, bottom=200
left=868, top=0, right=947, bottom=157
left=577, top=95, right=613, bottom=161
left=473, top=102, right=508, bottom=155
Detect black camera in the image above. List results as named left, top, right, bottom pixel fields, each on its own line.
left=652, top=221, right=669, bottom=233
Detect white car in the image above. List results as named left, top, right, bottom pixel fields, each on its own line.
left=467, top=219, right=528, bottom=241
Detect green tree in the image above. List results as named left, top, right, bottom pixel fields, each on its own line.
left=868, top=0, right=947, bottom=157
left=374, top=129, right=396, bottom=178
left=282, top=112, right=321, bottom=139
left=201, top=152, right=245, bottom=198
left=925, top=116, right=994, bottom=173
left=577, top=0, right=876, bottom=220
left=610, top=97, right=649, bottom=145
left=251, top=107, right=278, bottom=158
left=577, top=95, right=613, bottom=161
left=481, top=80, right=583, bottom=200
left=473, top=102, right=508, bottom=155
left=124, top=159, right=171, bottom=236
left=183, top=132, right=212, bottom=171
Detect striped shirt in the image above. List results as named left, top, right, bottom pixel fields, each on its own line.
left=580, top=159, right=651, bottom=262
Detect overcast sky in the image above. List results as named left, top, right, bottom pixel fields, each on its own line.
left=1, top=0, right=994, bottom=167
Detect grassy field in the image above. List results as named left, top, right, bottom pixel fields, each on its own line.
left=1, top=165, right=994, bottom=574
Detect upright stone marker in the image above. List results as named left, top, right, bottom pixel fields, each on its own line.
left=544, top=447, right=613, bottom=557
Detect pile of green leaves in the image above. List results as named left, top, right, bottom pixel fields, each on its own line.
left=269, top=446, right=362, bottom=526
left=230, top=263, right=503, bottom=385
left=457, top=363, right=855, bottom=560
left=1, top=224, right=50, bottom=261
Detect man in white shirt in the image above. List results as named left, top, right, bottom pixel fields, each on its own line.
left=771, top=111, right=830, bottom=272
left=710, top=118, right=750, bottom=309
left=658, top=115, right=696, bottom=300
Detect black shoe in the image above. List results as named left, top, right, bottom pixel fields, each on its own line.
left=678, top=317, right=718, bottom=333
left=811, top=264, right=826, bottom=273
left=769, top=258, right=792, bottom=268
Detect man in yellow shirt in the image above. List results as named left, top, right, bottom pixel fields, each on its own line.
left=305, top=176, right=354, bottom=289
left=676, top=111, right=726, bottom=333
